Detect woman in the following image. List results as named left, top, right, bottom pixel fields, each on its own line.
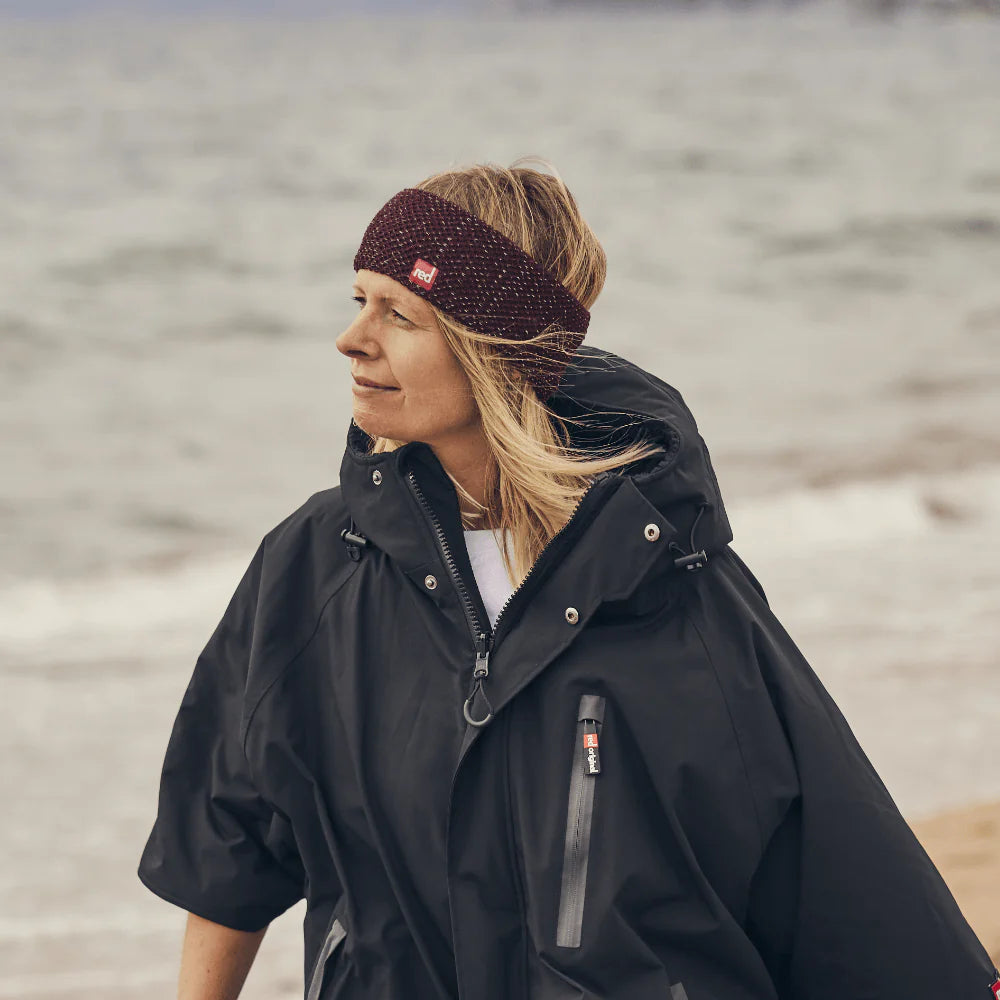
left=138, top=159, right=998, bottom=1000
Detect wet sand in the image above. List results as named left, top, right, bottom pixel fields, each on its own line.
left=912, top=798, right=1000, bottom=968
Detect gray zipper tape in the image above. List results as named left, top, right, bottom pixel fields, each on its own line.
left=305, top=915, right=347, bottom=1000
left=556, top=693, right=606, bottom=948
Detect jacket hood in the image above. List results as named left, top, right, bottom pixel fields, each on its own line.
left=545, top=345, right=733, bottom=560
left=339, top=344, right=733, bottom=574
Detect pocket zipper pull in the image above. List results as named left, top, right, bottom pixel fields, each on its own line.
left=582, top=719, right=601, bottom=775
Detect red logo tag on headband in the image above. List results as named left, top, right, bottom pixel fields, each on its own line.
left=409, top=259, right=439, bottom=290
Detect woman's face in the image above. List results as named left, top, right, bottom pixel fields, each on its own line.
left=335, top=269, right=481, bottom=447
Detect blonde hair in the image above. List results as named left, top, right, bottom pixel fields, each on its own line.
left=368, top=155, right=664, bottom=588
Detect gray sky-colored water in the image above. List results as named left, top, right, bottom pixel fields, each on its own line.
left=0, top=0, right=482, bottom=12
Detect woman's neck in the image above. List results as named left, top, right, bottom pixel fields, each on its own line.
left=430, top=423, right=493, bottom=511
left=460, top=510, right=492, bottom=531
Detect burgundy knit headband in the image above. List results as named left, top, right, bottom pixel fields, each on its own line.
left=352, top=187, right=590, bottom=400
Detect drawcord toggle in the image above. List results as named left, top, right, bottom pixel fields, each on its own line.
left=670, top=502, right=710, bottom=572
left=463, top=632, right=494, bottom=727
left=340, top=518, right=370, bottom=561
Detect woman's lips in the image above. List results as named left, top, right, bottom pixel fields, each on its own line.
left=352, top=380, right=399, bottom=394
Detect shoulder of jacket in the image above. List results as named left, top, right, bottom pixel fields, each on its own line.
left=253, top=484, right=359, bottom=604
left=240, top=485, right=360, bottom=745
left=262, top=484, right=349, bottom=547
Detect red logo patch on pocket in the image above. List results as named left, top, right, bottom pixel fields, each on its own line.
left=409, top=259, right=438, bottom=290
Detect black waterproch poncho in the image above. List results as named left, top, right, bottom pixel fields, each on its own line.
left=139, top=345, right=998, bottom=1000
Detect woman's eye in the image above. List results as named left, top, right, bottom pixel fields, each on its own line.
left=351, top=297, right=410, bottom=324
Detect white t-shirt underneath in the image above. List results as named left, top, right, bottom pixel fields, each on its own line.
left=463, top=527, right=515, bottom=628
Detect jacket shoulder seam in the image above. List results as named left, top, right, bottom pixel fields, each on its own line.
left=240, top=542, right=362, bottom=768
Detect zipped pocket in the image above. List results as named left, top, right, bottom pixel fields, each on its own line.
left=556, top=693, right=606, bottom=948
left=306, top=906, right=348, bottom=1000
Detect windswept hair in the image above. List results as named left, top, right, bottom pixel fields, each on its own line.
left=368, top=155, right=664, bottom=588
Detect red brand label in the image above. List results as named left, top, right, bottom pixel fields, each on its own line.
left=583, top=734, right=599, bottom=749
left=409, top=258, right=438, bottom=290
left=990, top=975, right=1000, bottom=999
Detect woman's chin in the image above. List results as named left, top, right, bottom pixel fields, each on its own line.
left=353, top=410, right=408, bottom=444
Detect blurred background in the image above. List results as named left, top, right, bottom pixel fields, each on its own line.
left=2, top=0, right=998, bottom=995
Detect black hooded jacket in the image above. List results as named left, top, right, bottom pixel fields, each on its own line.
left=138, top=345, right=998, bottom=1000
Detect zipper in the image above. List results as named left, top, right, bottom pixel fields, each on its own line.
left=305, top=912, right=347, bottom=1000
left=555, top=693, right=606, bottom=948
left=406, top=467, right=615, bottom=728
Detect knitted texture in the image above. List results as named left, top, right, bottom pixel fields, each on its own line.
left=353, top=187, right=590, bottom=400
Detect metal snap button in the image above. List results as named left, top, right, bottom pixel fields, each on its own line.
left=424, top=574, right=438, bottom=590
left=372, top=469, right=382, bottom=485
left=565, top=607, right=579, bottom=624
left=644, top=522, right=660, bottom=541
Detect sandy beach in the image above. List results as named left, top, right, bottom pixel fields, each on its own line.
left=912, top=799, right=1000, bottom=969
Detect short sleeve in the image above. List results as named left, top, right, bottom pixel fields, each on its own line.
left=137, top=538, right=305, bottom=932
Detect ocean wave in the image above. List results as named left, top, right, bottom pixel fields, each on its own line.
left=2, top=463, right=997, bottom=670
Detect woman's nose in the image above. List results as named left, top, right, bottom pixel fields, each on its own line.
left=336, top=313, right=377, bottom=358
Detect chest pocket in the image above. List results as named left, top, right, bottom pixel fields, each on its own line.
left=306, top=905, right=348, bottom=1000
left=555, top=693, right=606, bottom=948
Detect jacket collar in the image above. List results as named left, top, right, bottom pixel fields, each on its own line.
left=339, top=344, right=735, bottom=739
left=339, top=343, right=732, bottom=581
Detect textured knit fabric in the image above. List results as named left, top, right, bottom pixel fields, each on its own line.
left=353, top=187, right=590, bottom=400
left=462, top=527, right=515, bottom=628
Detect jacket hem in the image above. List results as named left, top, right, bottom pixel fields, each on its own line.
left=136, top=864, right=283, bottom=933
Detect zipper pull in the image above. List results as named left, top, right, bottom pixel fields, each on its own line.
left=473, top=631, right=491, bottom=680
left=463, top=632, right=494, bottom=727
left=582, top=719, right=601, bottom=775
